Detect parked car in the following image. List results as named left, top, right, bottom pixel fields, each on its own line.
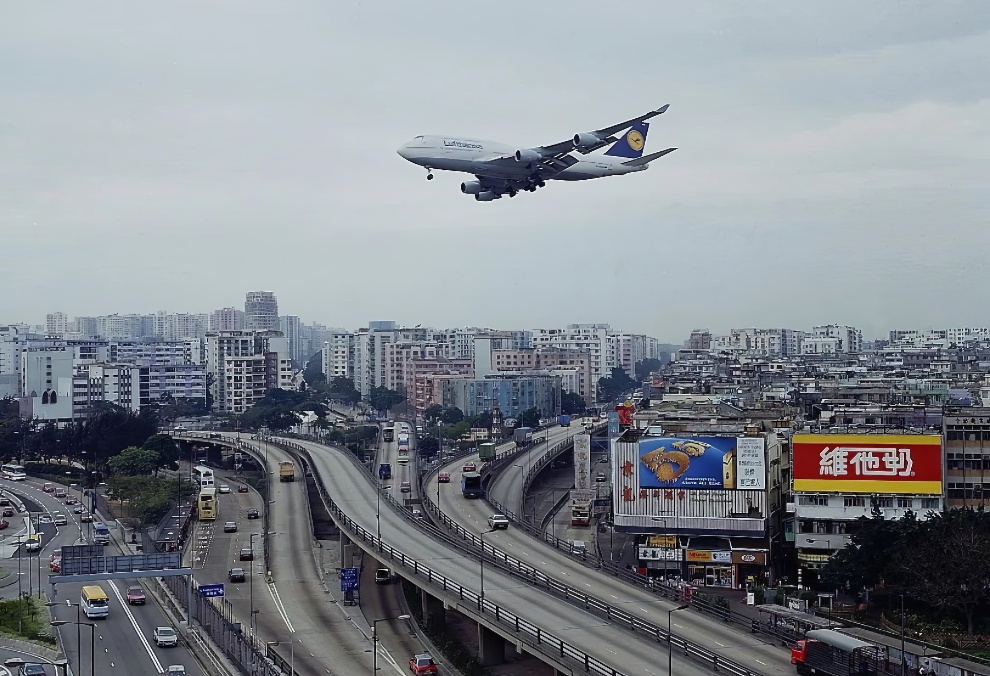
left=437, top=473, right=450, bottom=483
left=218, top=485, right=231, bottom=494
left=223, top=521, right=237, bottom=533
left=153, top=626, right=178, bottom=647
left=408, top=653, right=438, bottom=675
left=228, top=567, right=246, bottom=582
left=126, top=586, right=146, bottom=605
left=246, top=508, right=260, bottom=520
left=239, top=548, right=253, bottom=561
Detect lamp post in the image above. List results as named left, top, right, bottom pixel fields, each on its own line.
left=479, top=528, right=495, bottom=609
left=372, top=615, right=410, bottom=673
left=249, top=532, right=259, bottom=640
left=513, top=463, right=526, bottom=523
left=376, top=483, right=391, bottom=551
left=668, top=604, right=690, bottom=676
left=51, top=619, right=95, bottom=676
left=47, top=601, right=82, bottom=673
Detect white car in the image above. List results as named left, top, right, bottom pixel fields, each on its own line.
left=218, top=485, right=231, bottom=494
left=487, top=514, right=509, bottom=530
left=154, top=626, right=178, bottom=647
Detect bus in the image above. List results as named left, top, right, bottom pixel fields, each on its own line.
left=198, top=487, right=218, bottom=521
left=382, top=424, right=395, bottom=443
left=81, top=585, right=110, bottom=619
left=0, top=464, right=26, bottom=481
left=570, top=498, right=593, bottom=526
left=193, top=465, right=215, bottom=488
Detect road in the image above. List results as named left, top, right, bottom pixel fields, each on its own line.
left=212, top=434, right=382, bottom=675
left=425, top=425, right=794, bottom=676
left=0, top=478, right=205, bottom=676
left=291, top=434, right=718, bottom=676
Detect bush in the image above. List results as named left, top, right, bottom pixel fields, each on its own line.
left=0, top=595, right=57, bottom=646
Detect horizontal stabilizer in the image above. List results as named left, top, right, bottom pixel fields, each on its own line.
left=621, top=147, right=677, bottom=166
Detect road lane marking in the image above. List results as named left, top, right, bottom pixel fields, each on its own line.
left=756, top=659, right=768, bottom=666
left=107, top=582, right=165, bottom=673
left=267, top=581, right=295, bottom=631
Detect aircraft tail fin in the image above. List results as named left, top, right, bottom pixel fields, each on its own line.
left=621, top=147, right=677, bottom=167
left=604, top=121, right=650, bottom=159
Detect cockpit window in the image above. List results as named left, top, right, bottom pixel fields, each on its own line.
left=414, top=135, right=424, bottom=140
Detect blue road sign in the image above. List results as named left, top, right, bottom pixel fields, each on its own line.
left=340, top=567, right=359, bottom=592
left=199, top=583, right=225, bottom=598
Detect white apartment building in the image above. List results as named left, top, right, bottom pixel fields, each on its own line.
left=811, top=325, right=862, bottom=353
left=613, top=333, right=662, bottom=379
left=244, top=291, right=279, bottom=331
left=154, top=312, right=210, bottom=340
left=491, top=347, right=593, bottom=401
left=46, top=312, right=67, bottom=336
left=221, top=355, right=268, bottom=414
left=19, top=346, right=75, bottom=422
left=279, top=315, right=303, bottom=365
left=322, top=331, right=354, bottom=380
left=110, top=340, right=200, bottom=365
left=530, top=324, right=615, bottom=397
left=211, top=307, right=245, bottom=332
left=205, top=330, right=291, bottom=411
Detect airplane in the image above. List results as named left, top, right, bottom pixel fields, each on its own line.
left=396, top=105, right=676, bottom=201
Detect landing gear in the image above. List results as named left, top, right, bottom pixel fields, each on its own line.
left=426, top=168, right=434, bottom=181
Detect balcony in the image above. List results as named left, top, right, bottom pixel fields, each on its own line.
left=794, top=533, right=850, bottom=550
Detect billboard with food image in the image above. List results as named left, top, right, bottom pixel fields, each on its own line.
left=639, top=437, right=738, bottom=489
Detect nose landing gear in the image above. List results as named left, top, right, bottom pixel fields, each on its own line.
left=425, top=168, right=434, bottom=181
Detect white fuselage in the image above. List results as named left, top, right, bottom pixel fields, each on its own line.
left=396, top=135, right=648, bottom=181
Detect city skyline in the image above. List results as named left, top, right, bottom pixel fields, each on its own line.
left=3, top=3, right=988, bottom=339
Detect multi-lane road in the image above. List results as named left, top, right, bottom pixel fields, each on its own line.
left=425, top=423, right=794, bottom=675
left=291, top=430, right=720, bottom=676
left=0, top=477, right=205, bottom=676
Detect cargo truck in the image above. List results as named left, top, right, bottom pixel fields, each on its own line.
left=279, top=461, right=295, bottom=482
left=460, top=472, right=483, bottom=498
left=378, top=463, right=392, bottom=480
left=478, top=442, right=496, bottom=462
left=558, top=415, right=571, bottom=427
left=791, top=629, right=883, bottom=676
left=513, top=427, right=533, bottom=445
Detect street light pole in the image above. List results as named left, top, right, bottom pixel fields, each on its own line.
left=249, top=532, right=259, bottom=640
left=373, top=615, right=410, bottom=674
left=668, top=604, right=690, bottom=676
left=376, top=483, right=390, bottom=551
left=479, top=528, right=495, bottom=609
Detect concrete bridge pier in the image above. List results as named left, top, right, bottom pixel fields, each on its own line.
left=420, top=590, right=446, bottom=631
left=477, top=624, right=506, bottom=667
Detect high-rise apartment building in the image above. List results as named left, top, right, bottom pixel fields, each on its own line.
left=279, top=315, right=303, bottom=365
left=211, top=307, right=245, bottom=332
left=531, top=324, right=614, bottom=397
left=244, top=291, right=279, bottom=331
left=322, top=331, right=354, bottom=381
left=46, top=312, right=67, bottom=336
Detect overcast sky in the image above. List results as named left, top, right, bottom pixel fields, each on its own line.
left=3, top=2, right=988, bottom=341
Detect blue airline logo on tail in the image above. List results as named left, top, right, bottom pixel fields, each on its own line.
left=604, top=121, right=650, bottom=159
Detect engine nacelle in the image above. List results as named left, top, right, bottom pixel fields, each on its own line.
left=514, top=149, right=541, bottom=163
left=460, top=180, right=482, bottom=195
left=572, top=132, right=603, bottom=149
left=475, top=191, right=498, bottom=202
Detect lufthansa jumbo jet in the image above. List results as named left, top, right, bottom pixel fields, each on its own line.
left=396, top=105, right=676, bottom=201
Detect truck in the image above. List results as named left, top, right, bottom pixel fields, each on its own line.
left=791, top=629, right=883, bottom=676
left=478, top=442, right=496, bottom=462
left=460, top=472, right=484, bottom=498
left=279, top=461, right=295, bottom=482
left=558, top=415, right=571, bottom=427
left=382, top=425, right=395, bottom=443
left=378, top=463, right=392, bottom=480
left=513, top=427, right=533, bottom=445
left=570, top=498, right=593, bottom=526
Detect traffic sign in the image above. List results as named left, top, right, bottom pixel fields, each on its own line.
left=340, top=567, right=359, bottom=592
left=199, top=583, right=225, bottom=598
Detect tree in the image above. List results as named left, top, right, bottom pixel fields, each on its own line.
left=561, top=391, right=586, bottom=416
left=143, top=434, right=180, bottom=470
left=635, top=358, right=663, bottom=383
left=328, top=377, right=361, bottom=405
left=303, top=353, right=328, bottom=395
left=823, top=508, right=913, bottom=591
left=106, top=446, right=161, bottom=477
left=519, top=407, right=541, bottom=428
left=598, top=367, right=638, bottom=402
left=368, top=387, right=405, bottom=413
left=423, top=405, right=444, bottom=423
left=439, top=407, right=464, bottom=425
left=418, top=436, right=440, bottom=459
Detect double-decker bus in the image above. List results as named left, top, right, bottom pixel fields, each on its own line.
left=570, top=498, right=593, bottom=526
left=198, top=487, right=218, bottom=521
left=193, top=465, right=215, bottom=488
left=382, top=423, right=395, bottom=443
left=0, top=464, right=27, bottom=481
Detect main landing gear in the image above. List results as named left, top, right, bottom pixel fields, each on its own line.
left=425, top=168, right=434, bottom=181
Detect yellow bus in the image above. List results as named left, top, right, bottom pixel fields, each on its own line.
left=198, top=487, right=218, bottom=521
left=81, top=585, right=109, bottom=619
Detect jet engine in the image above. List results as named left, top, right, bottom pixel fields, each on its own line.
left=514, top=149, right=541, bottom=163
left=475, top=191, right=499, bottom=201
left=460, top=180, right=482, bottom=195
left=572, top=132, right=603, bottom=149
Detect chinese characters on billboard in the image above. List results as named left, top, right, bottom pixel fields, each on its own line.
left=792, top=434, right=942, bottom=494
left=574, top=434, right=591, bottom=491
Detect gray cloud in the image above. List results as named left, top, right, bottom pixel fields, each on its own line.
left=2, top=1, right=988, bottom=339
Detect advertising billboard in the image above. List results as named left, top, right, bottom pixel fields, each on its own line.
left=736, top=437, right=767, bottom=490
left=574, top=434, right=592, bottom=490
left=792, top=434, right=942, bottom=494
left=638, top=436, right=740, bottom=489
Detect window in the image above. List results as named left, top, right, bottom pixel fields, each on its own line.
left=875, top=497, right=893, bottom=509
left=897, top=498, right=913, bottom=509
left=843, top=497, right=866, bottom=508
left=921, top=498, right=939, bottom=510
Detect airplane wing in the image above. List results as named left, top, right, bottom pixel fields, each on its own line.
left=535, top=104, right=671, bottom=156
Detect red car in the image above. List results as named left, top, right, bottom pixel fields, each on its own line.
left=462, top=462, right=476, bottom=473
left=237, top=485, right=249, bottom=493
left=0, top=519, right=7, bottom=530
left=408, top=653, right=438, bottom=675
left=437, top=473, right=450, bottom=484
left=126, top=586, right=146, bottom=605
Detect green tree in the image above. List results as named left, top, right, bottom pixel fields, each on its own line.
left=561, top=391, right=586, bottom=416
left=143, top=434, right=180, bottom=469
left=418, top=436, right=440, bottom=458
left=328, top=377, right=361, bottom=405
left=635, top=358, right=663, bottom=383
left=440, top=407, right=464, bottom=425
left=302, top=353, right=328, bottom=395
left=598, top=367, right=637, bottom=402
left=823, top=508, right=913, bottom=591
left=369, top=387, right=405, bottom=413
left=106, top=446, right=161, bottom=477
left=519, top=407, right=541, bottom=428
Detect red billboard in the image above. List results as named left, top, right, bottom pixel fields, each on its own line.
left=792, top=434, right=942, bottom=495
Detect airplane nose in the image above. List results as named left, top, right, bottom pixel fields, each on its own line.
left=396, top=143, right=412, bottom=159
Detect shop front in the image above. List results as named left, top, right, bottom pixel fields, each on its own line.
left=733, top=550, right=768, bottom=588
left=637, top=535, right=682, bottom=578
left=686, top=549, right=734, bottom=588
